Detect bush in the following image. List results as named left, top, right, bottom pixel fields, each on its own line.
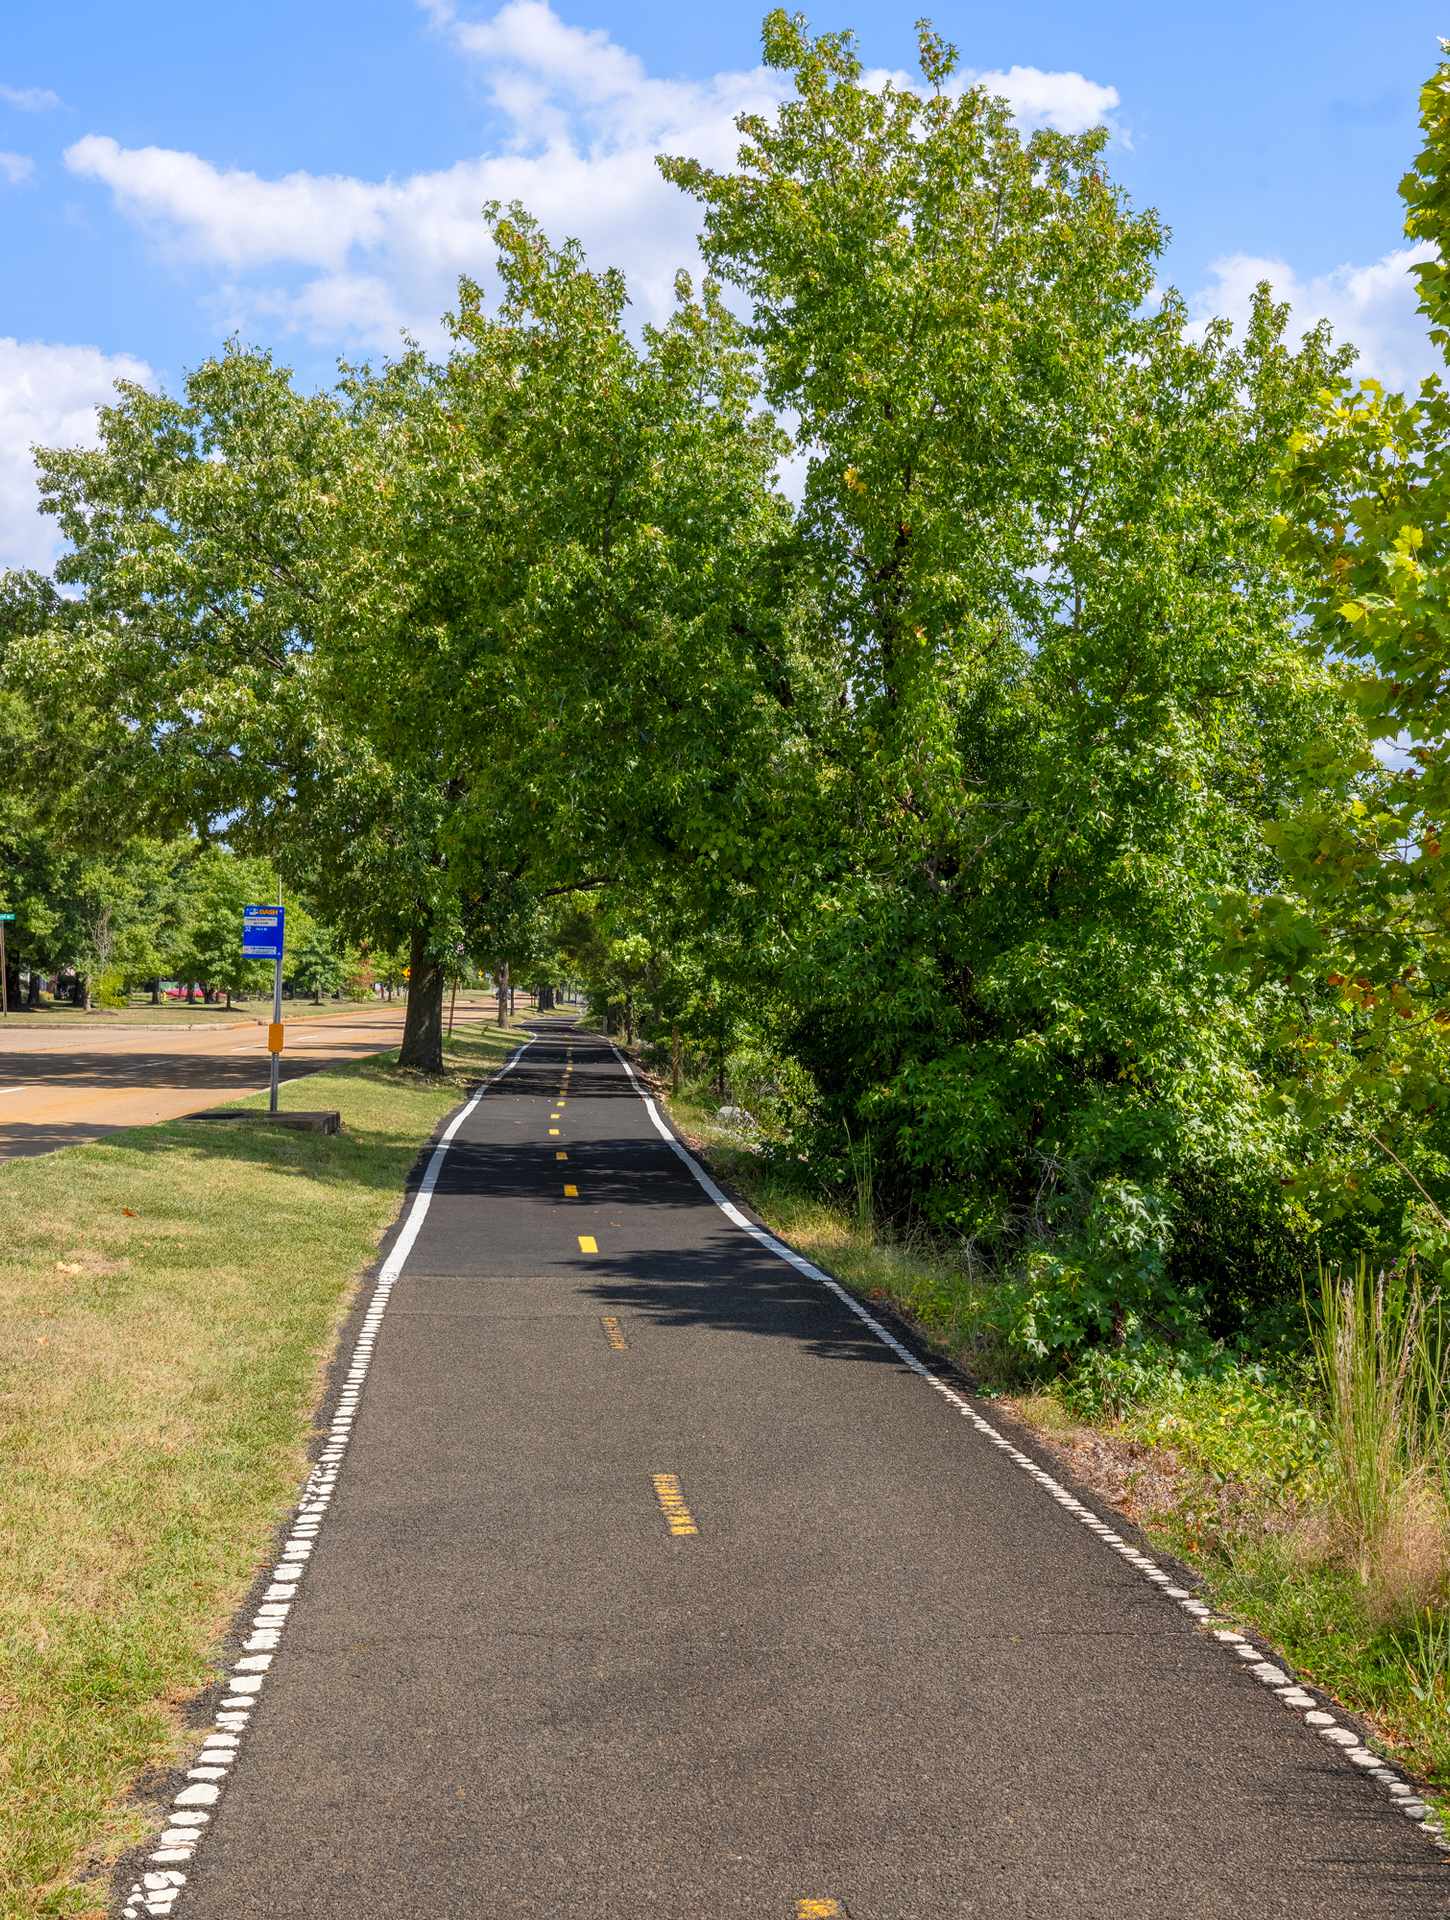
left=94, top=970, right=128, bottom=1010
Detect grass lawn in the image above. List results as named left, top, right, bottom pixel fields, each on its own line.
left=0, top=1022, right=526, bottom=1919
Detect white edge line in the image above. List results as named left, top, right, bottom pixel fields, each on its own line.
left=119, top=1039, right=534, bottom=1920
left=607, top=1043, right=1450, bottom=1856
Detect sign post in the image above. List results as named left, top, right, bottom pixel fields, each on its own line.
left=242, top=902, right=286, bottom=1113
left=0, top=913, right=12, bottom=1018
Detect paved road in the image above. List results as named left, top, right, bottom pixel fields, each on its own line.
left=129, top=1024, right=1447, bottom=1918
left=0, top=998, right=497, bottom=1160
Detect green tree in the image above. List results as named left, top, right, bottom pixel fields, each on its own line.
left=1221, top=48, right=1450, bottom=1251
left=289, top=917, right=346, bottom=1003
left=174, top=851, right=274, bottom=1009
left=19, top=353, right=467, bottom=1065
left=654, top=13, right=1358, bottom=1354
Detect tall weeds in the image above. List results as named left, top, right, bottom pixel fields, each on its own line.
left=1312, top=1257, right=1449, bottom=1623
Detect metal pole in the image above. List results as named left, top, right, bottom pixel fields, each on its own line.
left=269, top=883, right=282, bottom=1114
left=0, top=919, right=8, bottom=1017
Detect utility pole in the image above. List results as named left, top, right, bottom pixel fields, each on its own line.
left=0, top=913, right=11, bottom=1017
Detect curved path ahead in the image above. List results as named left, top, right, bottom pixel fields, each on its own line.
left=122, top=1023, right=1447, bottom=1919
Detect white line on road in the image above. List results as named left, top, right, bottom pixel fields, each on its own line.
left=118, top=1037, right=534, bottom=1920
left=609, top=1042, right=1450, bottom=1858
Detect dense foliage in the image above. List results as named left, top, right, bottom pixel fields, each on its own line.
left=5, top=15, right=1449, bottom=1364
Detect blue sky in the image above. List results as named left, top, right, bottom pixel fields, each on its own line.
left=1, top=0, right=1444, bottom=569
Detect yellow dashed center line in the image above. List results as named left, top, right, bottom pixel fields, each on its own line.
left=600, top=1315, right=628, bottom=1350
left=556, top=1151, right=568, bottom=1162
left=563, top=1183, right=578, bottom=1198
left=652, top=1472, right=698, bottom=1536
left=797, top=1904, right=843, bottom=1919
left=577, top=1234, right=598, bottom=1253
left=549, top=1127, right=560, bottom=1137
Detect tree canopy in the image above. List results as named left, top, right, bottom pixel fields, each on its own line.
left=5, top=12, right=1448, bottom=1356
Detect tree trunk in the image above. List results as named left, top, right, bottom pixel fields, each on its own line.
left=150, top=978, right=162, bottom=1005
left=314, top=985, right=322, bottom=1005
left=496, top=961, right=509, bottom=1027
left=399, top=921, right=445, bottom=1072
left=225, top=988, right=232, bottom=1010
left=27, top=970, right=41, bottom=1009
left=625, top=992, right=635, bottom=1046
left=671, top=1025, right=682, bottom=1096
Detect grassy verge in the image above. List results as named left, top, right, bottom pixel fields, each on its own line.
left=664, top=1079, right=1450, bottom=1830
left=0, top=1022, right=526, bottom=1919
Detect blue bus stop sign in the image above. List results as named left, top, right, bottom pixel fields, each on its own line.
left=242, top=904, right=285, bottom=959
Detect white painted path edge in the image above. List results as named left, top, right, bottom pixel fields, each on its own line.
left=119, top=1041, right=534, bottom=1920
left=609, top=1044, right=1450, bottom=1862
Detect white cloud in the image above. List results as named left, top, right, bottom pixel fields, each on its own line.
left=0, top=84, right=61, bottom=112
left=964, top=65, right=1121, bottom=138
left=0, top=151, right=33, bottom=185
left=1190, top=243, right=1438, bottom=391
left=0, top=339, right=153, bottom=573
left=65, top=135, right=403, bottom=272
left=62, top=1, right=1125, bottom=352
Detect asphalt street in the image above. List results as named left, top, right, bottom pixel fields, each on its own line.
left=0, top=998, right=496, bottom=1159
left=158, top=1023, right=1447, bottom=1918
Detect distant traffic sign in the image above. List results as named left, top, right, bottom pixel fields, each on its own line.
left=242, top=904, right=285, bottom=959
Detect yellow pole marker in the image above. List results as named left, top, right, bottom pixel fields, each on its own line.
left=555, top=1151, right=568, bottom=1162
left=652, top=1473, right=698, bottom=1537
left=600, top=1315, right=628, bottom=1351
left=563, top=1183, right=578, bottom=1198
left=577, top=1234, right=598, bottom=1253
left=797, top=1905, right=842, bottom=1918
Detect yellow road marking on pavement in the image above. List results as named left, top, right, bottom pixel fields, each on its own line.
left=549, top=1127, right=560, bottom=1136
left=652, top=1472, right=698, bottom=1536
left=577, top=1234, right=598, bottom=1253
left=550, top=1111, right=561, bottom=1119
left=563, top=1183, right=578, bottom=1197
left=556, top=1150, right=568, bottom=1161
left=600, top=1315, right=628, bottom=1350
left=797, top=1904, right=842, bottom=1918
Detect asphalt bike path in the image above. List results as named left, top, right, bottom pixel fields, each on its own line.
left=124, top=1023, right=1448, bottom=1918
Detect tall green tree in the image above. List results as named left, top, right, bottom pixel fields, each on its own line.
left=1222, top=47, right=1450, bottom=1248
left=655, top=13, right=1358, bottom=1352
left=18, top=352, right=483, bottom=1066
